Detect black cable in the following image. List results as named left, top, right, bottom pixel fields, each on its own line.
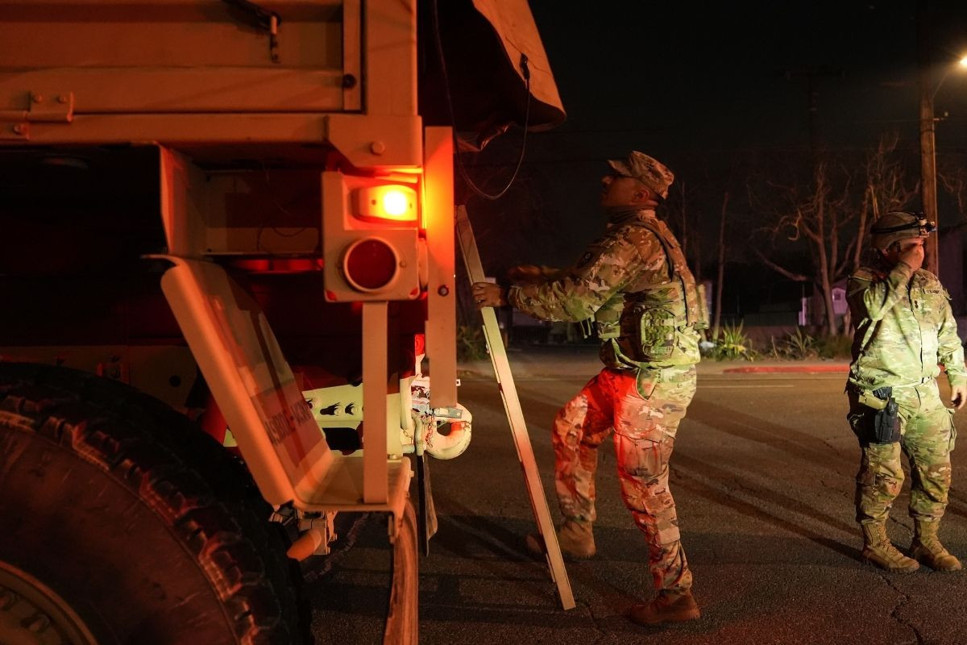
left=221, top=0, right=278, bottom=31
left=430, top=0, right=532, bottom=201
left=221, top=0, right=280, bottom=63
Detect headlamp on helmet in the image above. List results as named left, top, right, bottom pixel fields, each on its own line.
left=870, top=211, right=936, bottom=250
left=870, top=213, right=936, bottom=237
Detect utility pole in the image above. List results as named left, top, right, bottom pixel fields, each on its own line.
left=918, top=0, right=940, bottom=275
left=782, top=65, right=845, bottom=162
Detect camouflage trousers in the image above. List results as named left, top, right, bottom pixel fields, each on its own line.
left=847, top=380, right=957, bottom=525
left=552, top=364, right=697, bottom=593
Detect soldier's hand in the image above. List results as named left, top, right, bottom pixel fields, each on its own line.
left=898, top=239, right=925, bottom=271
left=472, top=282, right=507, bottom=309
left=951, top=384, right=967, bottom=410
left=506, top=264, right=545, bottom=284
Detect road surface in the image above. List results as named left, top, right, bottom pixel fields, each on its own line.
left=309, top=348, right=967, bottom=644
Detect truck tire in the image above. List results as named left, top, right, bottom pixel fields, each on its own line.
left=0, top=362, right=306, bottom=645
left=384, top=499, right=419, bottom=645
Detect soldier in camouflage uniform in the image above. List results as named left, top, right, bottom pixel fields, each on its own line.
left=846, top=210, right=966, bottom=573
left=473, top=151, right=707, bottom=626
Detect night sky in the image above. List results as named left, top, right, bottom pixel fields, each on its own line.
left=531, top=1, right=947, bottom=153
left=464, top=1, right=967, bottom=293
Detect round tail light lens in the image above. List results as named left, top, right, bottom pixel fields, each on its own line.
left=342, top=237, right=399, bottom=292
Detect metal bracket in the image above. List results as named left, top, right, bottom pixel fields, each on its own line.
left=287, top=512, right=338, bottom=560
left=0, top=91, right=75, bottom=140
left=27, top=91, right=75, bottom=122
left=0, top=121, right=28, bottom=140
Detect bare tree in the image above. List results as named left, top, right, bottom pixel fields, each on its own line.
left=752, top=135, right=918, bottom=337
left=939, top=152, right=967, bottom=222
left=755, top=160, right=854, bottom=336
left=852, top=133, right=919, bottom=271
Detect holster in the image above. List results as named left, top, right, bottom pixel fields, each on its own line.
left=852, top=387, right=901, bottom=444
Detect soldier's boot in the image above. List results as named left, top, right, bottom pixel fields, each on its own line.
left=910, top=519, right=962, bottom=572
left=861, top=523, right=919, bottom=573
left=626, top=590, right=701, bottom=626
left=525, top=519, right=595, bottom=559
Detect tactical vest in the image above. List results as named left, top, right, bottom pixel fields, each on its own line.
left=596, top=218, right=708, bottom=368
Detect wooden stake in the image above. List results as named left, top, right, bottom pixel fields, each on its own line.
left=455, top=206, right=575, bottom=611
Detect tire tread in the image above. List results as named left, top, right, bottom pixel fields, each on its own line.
left=0, top=362, right=304, bottom=645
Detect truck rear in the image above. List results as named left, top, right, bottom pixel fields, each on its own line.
left=0, top=1, right=562, bottom=643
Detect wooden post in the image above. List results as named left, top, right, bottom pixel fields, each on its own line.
left=455, top=206, right=575, bottom=611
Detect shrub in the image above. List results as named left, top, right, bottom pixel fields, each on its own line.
left=457, top=324, right=488, bottom=361
left=768, top=329, right=851, bottom=360
left=815, top=334, right=852, bottom=359
left=769, top=328, right=817, bottom=360
left=704, top=322, right=756, bottom=361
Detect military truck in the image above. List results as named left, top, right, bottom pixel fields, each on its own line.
left=0, top=1, right=563, bottom=642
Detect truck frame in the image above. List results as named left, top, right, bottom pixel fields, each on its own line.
left=0, top=1, right=562, bottom=643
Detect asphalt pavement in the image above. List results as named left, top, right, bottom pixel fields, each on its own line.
left=456, top=343, right=852, bottom=378
left=309, top=345, right=967, bottom=644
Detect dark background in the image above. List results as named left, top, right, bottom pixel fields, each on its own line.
left=458, top=1, right=967, bottom=321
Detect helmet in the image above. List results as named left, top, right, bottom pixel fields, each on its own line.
left=607, top=151, right=674, bottom=200
left=870, top=211, right=936, bottom=250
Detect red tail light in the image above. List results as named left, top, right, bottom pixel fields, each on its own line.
left=342, top=238, right=399, bottom=292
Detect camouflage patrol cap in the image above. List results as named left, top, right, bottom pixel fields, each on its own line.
left=608, top=151, right=675, bottom=199
left=870, top=210, right=936, bottom=250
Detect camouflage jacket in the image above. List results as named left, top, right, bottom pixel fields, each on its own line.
left=847, top=259, right=967, bottom=390
left=507, top=208, right=704, bottom=369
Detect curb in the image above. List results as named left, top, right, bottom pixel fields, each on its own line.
left=457, top=361, right=852, bottom=379
left=722, top=364, right=849, bottom=374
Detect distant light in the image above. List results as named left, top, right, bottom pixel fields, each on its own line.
left=960, top=55, right=967, bottom=69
